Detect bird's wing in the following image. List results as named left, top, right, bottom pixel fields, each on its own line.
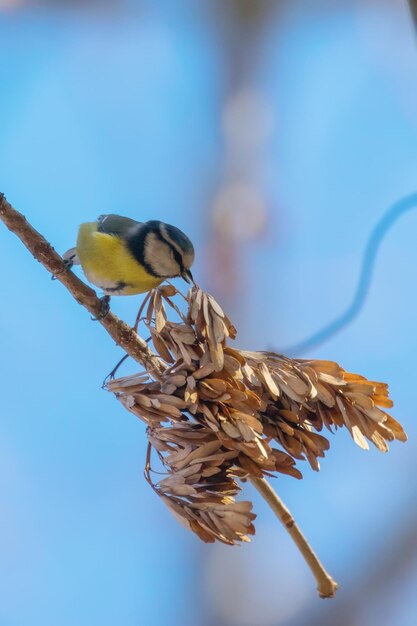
left=64, top=216, right=142, bottom=267
left=97, top=214, right=142, bottom=238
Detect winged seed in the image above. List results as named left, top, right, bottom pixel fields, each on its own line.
left=106, top=285, right=406, bottom=545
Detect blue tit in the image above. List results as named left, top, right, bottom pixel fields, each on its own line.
left=64, top=214, right=195, bottom=295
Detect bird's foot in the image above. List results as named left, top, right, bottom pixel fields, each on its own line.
left=51, top=258, right=74, bottom=280
left=91, top=295, right=111, bottom=321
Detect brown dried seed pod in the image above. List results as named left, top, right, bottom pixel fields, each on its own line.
left=105, top=285, right=406, bottom=544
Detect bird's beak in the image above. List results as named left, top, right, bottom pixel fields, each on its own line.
left=181, top=269, right=194, bottom=284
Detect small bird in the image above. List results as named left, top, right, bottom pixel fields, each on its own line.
left=63, top=214, right=195, bottom=300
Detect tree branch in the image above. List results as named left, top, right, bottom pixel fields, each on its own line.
left=0, top=192, right=338, bottom=598
left=0, top=193, right=165, bottom=379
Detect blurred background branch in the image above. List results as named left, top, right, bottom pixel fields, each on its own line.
left=281, top=192, right=417, bottom=356
left=408, top=0, right=417, bottom=28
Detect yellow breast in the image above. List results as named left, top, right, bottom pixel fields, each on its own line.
left=76, top=222, right=162, bottom=295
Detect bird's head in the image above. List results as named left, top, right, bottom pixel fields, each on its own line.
left=128, top=220, right=195, bottom=284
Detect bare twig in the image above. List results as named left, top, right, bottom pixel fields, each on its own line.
left=0, top=193, right=165, bottom=380
left=250, top=477, right=338, bottom=598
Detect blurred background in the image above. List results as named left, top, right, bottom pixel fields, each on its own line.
left=1, top=1, right=417, bottom=625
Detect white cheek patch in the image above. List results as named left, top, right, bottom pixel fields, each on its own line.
left=144, top=233, right=180, bottom=277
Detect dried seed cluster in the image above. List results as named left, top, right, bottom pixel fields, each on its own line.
left=107, top=285, right=406, bottom=545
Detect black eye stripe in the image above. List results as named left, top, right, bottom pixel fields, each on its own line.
left=126, top=222, right=185, bottom=278
left=154, top=228, right=184, bottom=272
left=171, top=247, right=184, bottom=272
left=126, top=228, right=159, bottom=276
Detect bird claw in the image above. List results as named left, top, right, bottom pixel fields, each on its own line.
left=91, top=295, right=111, bottom=321
left=51, top=258, right=74, bottom=280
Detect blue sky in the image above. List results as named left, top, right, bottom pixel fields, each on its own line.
left=1, top=2, right=416, bottom=625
